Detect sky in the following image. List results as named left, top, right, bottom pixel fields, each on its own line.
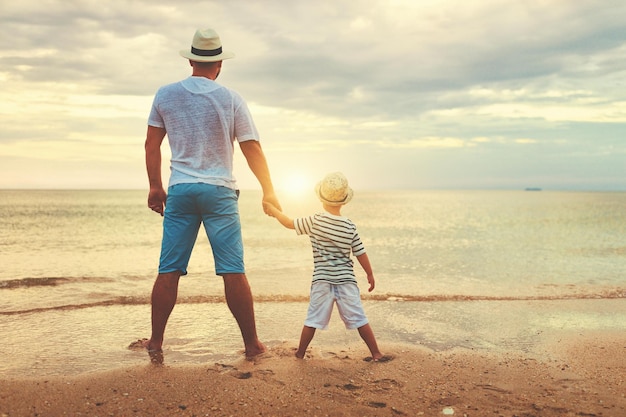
left=1, top=0, right=625, bottom=192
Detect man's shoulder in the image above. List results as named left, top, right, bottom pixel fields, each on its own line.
left=155, top=80, right=185, bottom=94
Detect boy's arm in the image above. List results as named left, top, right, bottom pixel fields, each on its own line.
left=263, top=202, right=295, bottom=230
left=356, top=253, right=375, bottom=292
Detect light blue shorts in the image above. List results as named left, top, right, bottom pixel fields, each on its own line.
left=158, top=183, right=244, bottom=276
left=304, top=282, right=369, bottom=330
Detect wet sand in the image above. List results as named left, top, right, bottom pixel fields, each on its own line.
left=1, top=330, right=624, bottom=417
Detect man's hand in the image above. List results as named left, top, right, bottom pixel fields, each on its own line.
left=263, top=201, right=278, bottom=217
left=148, top=187, right=167, bottom=216
left=367, top=275, right=375, bottom=292
left=262, top=191, right=281, bottom=215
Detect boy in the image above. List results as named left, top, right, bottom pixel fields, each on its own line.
left=264, top=172, right=391, bottom=362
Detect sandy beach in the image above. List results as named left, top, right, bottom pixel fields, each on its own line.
left=1, top=330, right=624, bottom=417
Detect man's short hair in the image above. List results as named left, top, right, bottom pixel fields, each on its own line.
left=191, top=60, right=221, bottom=68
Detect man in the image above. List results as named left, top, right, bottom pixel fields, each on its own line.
left=143, top=27, right=281, bottom=364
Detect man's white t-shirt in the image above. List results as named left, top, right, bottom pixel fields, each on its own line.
left=148, top=76, right=259, bottom=189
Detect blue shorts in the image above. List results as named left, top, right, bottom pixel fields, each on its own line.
left=304, top=282, right=369, bottom=330
left=159, top=183, right=244, bottom=276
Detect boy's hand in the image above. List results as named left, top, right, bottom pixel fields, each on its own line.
left=367, top=275, right=375, bottom=292
left=263, top=201, right=277, bottom=217
left=263, top=202, right=295, bottom=229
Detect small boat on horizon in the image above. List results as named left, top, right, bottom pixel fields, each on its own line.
left=525, top=187, right=542, bottom=191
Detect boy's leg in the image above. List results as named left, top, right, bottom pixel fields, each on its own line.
left=333, top=283, right=383, bottom=360
left=296, top=326, right=316, bottom=358
left=298, top=283, right=332, bottom=358
left=357, top=323, right=383, bottom=360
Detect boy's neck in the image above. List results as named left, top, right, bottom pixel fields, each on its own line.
left=323, top=203, right=342, bottom=216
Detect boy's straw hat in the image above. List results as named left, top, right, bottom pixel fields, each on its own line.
left=179, top=28, right=235, bottom=62
left=315, top=172, right=354, bottom=206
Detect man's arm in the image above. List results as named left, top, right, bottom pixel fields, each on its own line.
left=145, top=125, right=167, bottom=216
left=239, top=140, right=281, bottom=213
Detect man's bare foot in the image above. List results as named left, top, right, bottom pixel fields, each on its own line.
left=141, top=338, right=164, bottom=365
left=128, top=338, right=148, bottom=351
left=244, top=340, right=267, bottom=359
left=295, top=351, right=305, bottom=359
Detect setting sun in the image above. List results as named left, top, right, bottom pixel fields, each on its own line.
left=278, top=172, right=314, bottom=197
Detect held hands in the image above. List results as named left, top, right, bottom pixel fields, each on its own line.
left=263, top=201, right=279, bottom=217
left=262, top=192, right=281, bottom=216
left=263, top=199, right=295, bottom=230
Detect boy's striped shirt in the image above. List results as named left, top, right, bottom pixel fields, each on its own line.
left=294, top=212, right=366, bottom=285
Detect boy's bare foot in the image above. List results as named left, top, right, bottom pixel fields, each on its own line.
left=363, top=354, right=394, bottom=363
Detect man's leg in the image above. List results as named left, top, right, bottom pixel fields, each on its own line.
left=146, top=271, right=182, bottom=363
left=223, top=273, right=266, bottom=358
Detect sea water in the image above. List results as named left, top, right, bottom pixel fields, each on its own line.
left=1, top=189, right=624, bottom=377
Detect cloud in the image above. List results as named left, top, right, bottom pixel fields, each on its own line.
left=0, top=0, right=625, bottom=190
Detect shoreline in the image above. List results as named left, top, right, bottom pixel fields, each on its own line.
left=1, top=330, right=624, bottom=417
left=1, top=298, right=625, bottom=380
